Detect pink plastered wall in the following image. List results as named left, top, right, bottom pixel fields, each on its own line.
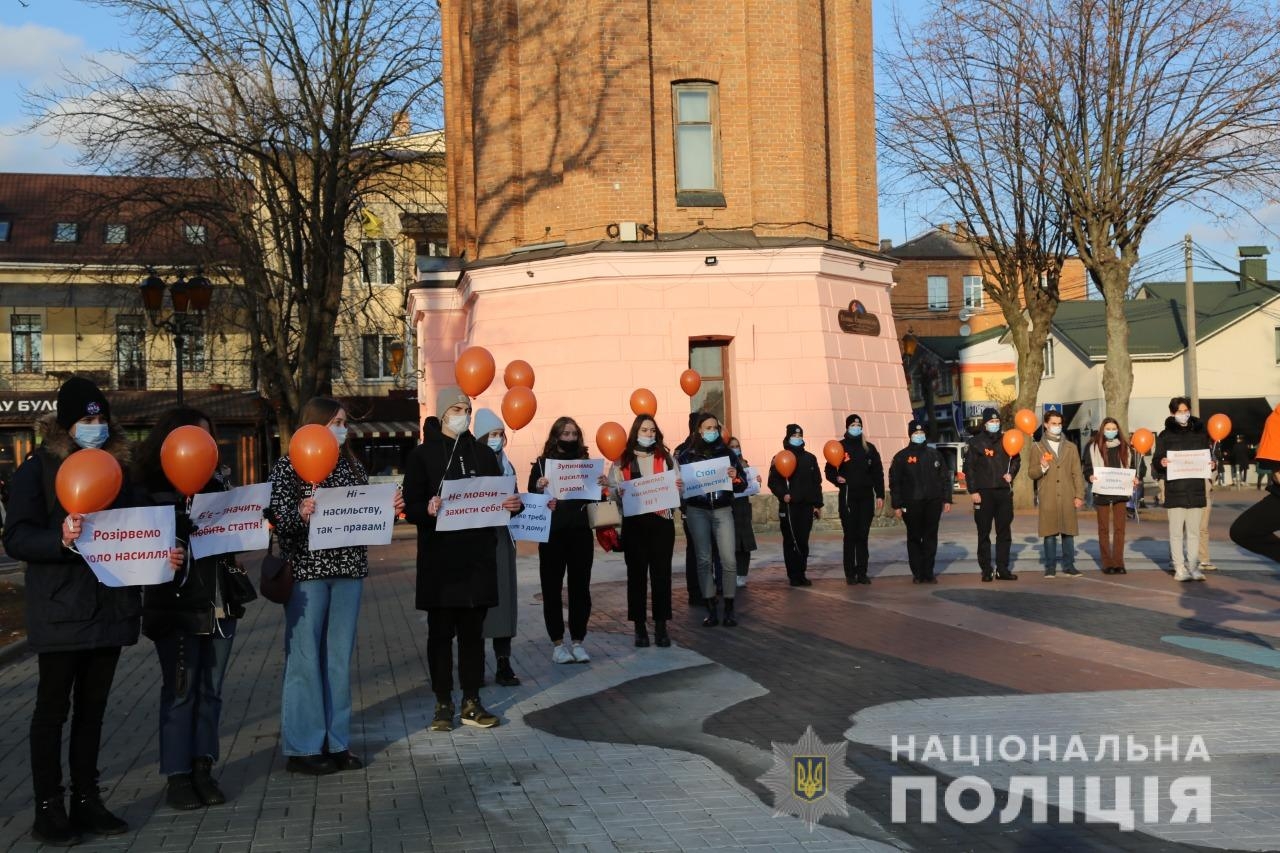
left=407, top=246, right=913, bottom=488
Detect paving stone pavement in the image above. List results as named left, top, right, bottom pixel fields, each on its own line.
left=0, top=493, right=1277, bottom=852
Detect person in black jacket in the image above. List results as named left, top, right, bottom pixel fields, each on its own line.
left=824, top=413, right=885, bottom=585
left=965, top=407, right=1021, bottom=581
left=1153, top=397, right=1214, bottom=581
left=2, top=377, right=182, bottom=845
left=136, top=407, right=256, bottom=811
left=677, top=412, right=747, bottom=625
left=768, top=423, right=823, bottom=587
left=529, top=415, right=595, bottom=663
left=889, top=420, right=953, bottom=582
left=1231, top=406, right=1280, bottom=561
left=403, top=386, right=522, bottom=732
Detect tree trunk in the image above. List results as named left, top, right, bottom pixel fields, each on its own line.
left=1098, top=268, right=1134, bottom=433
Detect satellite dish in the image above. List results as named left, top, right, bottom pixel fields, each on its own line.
left=959, top=324, right=972, bottom=337
left=958, top=307, right=974, bottom=322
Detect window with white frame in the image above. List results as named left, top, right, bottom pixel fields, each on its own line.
left=362, top=334, right=397, bottom=379
left=1042, top=338, right=1056, bottom=378
left=963, top=275, right=983, bottom=308
left=11, top=314, right=42, bottom=373
left=362, top=240, right=395, bottom=284
left=927, top=276, right=949, bottom=311
left=673, top=83, right=721, bottom=194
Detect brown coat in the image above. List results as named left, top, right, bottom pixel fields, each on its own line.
left=1029, top=437, right=1085, bottom=536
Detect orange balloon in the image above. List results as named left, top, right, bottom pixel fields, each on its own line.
left=823, top=439, right=845, bottom=468
left=1131, top=428, right=1155, bottom=455
left=454, top=346, right=496, bottom=397
left=504, top=359, right=535, bottom=390
left=1207, top=413, right=1232, bottom=442
left=1002, top=429, right=1025, bottom=457
left=289, top=423, right=340, bottom=485
left=1014, top=408, right=1037, bottom=435
left=773, top=449, right=797, bottom=479
left=630, top=388, right=658, bottom=417
left=595, top=421, right=628, bottom=462
left=501, top=386, right=537, bottom=430
left=161, top=425, right=220, bottom=496
left=679, top=369, right=702, bottom=397
left=55, top=448, right=123, bottom=515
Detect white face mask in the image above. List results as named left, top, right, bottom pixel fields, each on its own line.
left=74, top=423, right=109, bottom=450
left=445, top=413, right=471, bottom=434
left=1175, top=412, right=1191, bottom=425
left=1047, top=425, right=1062, bottom=437
left=329, top=425, right=348, bottom=446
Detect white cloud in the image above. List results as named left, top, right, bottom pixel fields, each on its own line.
left=0, top=23, right=84, bottom=76
left=0, top=121, right=84, bottom=173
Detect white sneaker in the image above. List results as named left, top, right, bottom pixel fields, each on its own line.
left=735, top=576, right=747, bottom=589
left=1190, top=568, right=1206, bottom=581
left=1174, top=569, right=1192, bottom=582
left=552, top=644, right=574, bottom=665
left=571, top=643, right=591, bottom=663
left=1200, top=562, right=1218, bottom=571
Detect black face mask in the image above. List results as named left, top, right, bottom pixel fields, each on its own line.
left=557, top=440, right=578, bottom=453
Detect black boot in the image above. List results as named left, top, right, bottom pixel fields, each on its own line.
left=722, top=599, right=738, bottom=628
left=166, top=774, right=204, bottom=811
left=32, top=794, right=81, bottom=847
left=654, top=621, right=670, bottom=647
left=495, top=657, right=521, bottom=686
left=702, top=599, right=720, bottom=627
left=634, top=622, right=650, bottom=647
left=191, top=757, right=226, bottom=805
left=69, top=789, right=128, bottom=836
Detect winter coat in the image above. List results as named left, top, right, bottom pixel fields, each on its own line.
left=2, top=414, right=142, bottom=653
left=1028, top=437, right=1085, bottom=536
left=676, top=437, right=747, bottom=510
left=403, top=423, right=505, bottom=611
left=824, top=436, right=885, bottom=515
left=267, top=453, right=370, bottom=581
left=1083, top=441, right=1137, bottom=507
left=141, top=478, right=251, bottom=639
left=768, top=444, right=823, bottom=508
left=888, top=443, right=952, bottom=507
left=964, top=430, right=1021, bottom=492
left=1152, top=416, right=1211, bottom=509
left=731, top=454, right=758, bottom=552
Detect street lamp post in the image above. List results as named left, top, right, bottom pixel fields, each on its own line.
left=139, top=267, right=213, bottom=406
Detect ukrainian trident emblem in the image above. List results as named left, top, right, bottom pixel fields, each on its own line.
left=794, top=755, right=826, bottom=801
left=759, top=726, right=860, bottom=831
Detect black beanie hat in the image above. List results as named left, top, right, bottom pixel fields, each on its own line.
left=56, top=376, right=110, bottom=430
left=908, top=419, right=925, bottom=435
left=845, top=413, right=863, bottom=428
left=981, top=407, right=1000, bottom=423
left=784, top=423, right=803, bottom=444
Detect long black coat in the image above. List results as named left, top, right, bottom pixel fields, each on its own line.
left=768, top=445, right=823, bottom=507
left=1153, top=416, right=1211, bottom=509
left=823, top=436, right=885, bottom=515
left=2, top=414, right=142, bottom=653
left=402, top=423, right=506, bottom=611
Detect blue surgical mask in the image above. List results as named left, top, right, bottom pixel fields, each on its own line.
left=329, top=425, right=348, bottom=446
left=985, top=421, right=1001, bottom=434
left=637, top=436, right=656, bottom=449
left=487, top=437, right=504, bottom=453
left=789, top=437, right=804, bottom=447
left=702, top=430, right=720, bottom=444
left=848, top=426, right=863, bottom=438
left=1047, top=425, right=1062, bottom=437
left=911, top=433, right=927, bottom=445
left=74, top=423, right=109, bottom=450
left=1103, top=428, right=1118, bottom=440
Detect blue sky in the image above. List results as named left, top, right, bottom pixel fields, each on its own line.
left=1, top=0, right=1275, bottom=283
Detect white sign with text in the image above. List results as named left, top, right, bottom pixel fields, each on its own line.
left=435, top=475, right=517, bottom=532
left=545, top=459, right=604, bottom=501
left=680, top=456, right=733, bottom=499
left=508, top=492, right=552, bottom=543
left=309, top=483, right=399, bottom=550
left=188, top=483, right=272, bottom=559
left=75, top=505, right=176, bottom=587
left=1166, top=449, right=1212, bottom=481
left=620, top=470, right=683, bottom=517
left=1091, top=467, right=1137, bottom=498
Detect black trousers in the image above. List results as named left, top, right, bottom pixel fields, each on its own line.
left=840, top=495, right=876, bottom=580
left=903, top=498, right=944, bottom=579
left=1230, top=492, right=1280, bottom=564
left=780, top=506, right=815, bottom=582
left=427, top=606, right=487, bottom=702
left=622, top=514, right=675, bottom=622
left=973, top=488, right=1013, bottom=574
left=538, top=527, right=594, bottom=642
left=31, top=646, right=122, bottom=800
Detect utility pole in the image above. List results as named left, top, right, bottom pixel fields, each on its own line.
left=1184, top=234, right=1199, bottom=413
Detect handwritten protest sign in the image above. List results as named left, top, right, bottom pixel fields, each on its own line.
left=436, top=476, right=516, bottom=532
left=545, top=459, right=604, bottom=501
left=75, top=505, right=176, bottom=587
left=1091, top=467, right=1136, bottom=498
left=309, top=483, right=399, bottom=550
left=1167, top=449, right=1212, bottom=481
left=741, top=466, right=762, bottom=498
left=620, top=470, right=682, bottom=517
left=509, top=492, right=551, bottom=542
left=680, top=456, right=732, bottom=499
left=188, top=483, right=271, bottom=559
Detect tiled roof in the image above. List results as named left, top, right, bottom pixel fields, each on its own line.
left=885, top=228, right=985, bottom=260
left=916, top=325, right=1009, bottom=360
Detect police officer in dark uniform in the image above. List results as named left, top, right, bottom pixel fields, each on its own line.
left=965, top=407, right=1021, bottom=581
left=889, top=420, right=953, bottom=582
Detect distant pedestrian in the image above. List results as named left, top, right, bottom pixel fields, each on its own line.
left=1153, top=397, right=1213, bottom=582
left=1084, top=417, right=1140, bottom=574
left=678, top=412, right=747, bottom=625
left=1231, top=405, right=1280, bottom=563
left=965, top=407, right=1020, bottom=581
left=1029, top=410, right=1085, bottom=578
left=823, top=413, right=885, bottom=585
left=1232, top=436, right=1252, bottom=488
left=888, top=420, right=952, bottom=583
left=768, top=423, right=823, bottom=587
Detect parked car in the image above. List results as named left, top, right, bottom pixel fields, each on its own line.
left=933, top=442, right=968, bottom=492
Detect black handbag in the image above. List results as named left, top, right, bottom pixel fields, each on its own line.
left=223, top=560, right=259, bottom=608
left=258, top=538, right=294, bottom=605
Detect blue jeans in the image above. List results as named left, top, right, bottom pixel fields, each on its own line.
left=684, top=505, right=737, bottom=600
left=154, top=625, right=235, bottom=775
left=282, top=577, right=363, bottom=756
left=1042, top=534, right=1076, bottom=571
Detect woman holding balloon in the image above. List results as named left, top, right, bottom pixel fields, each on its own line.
left=4, top=376, right=181, bottom=845
left=268, top=397, right=403, bottom=774
left=823, top=414, right=885, bottom=585
left=768, top=424, right=824, bottom=587
left=134, top=407, right=255, bottom=810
